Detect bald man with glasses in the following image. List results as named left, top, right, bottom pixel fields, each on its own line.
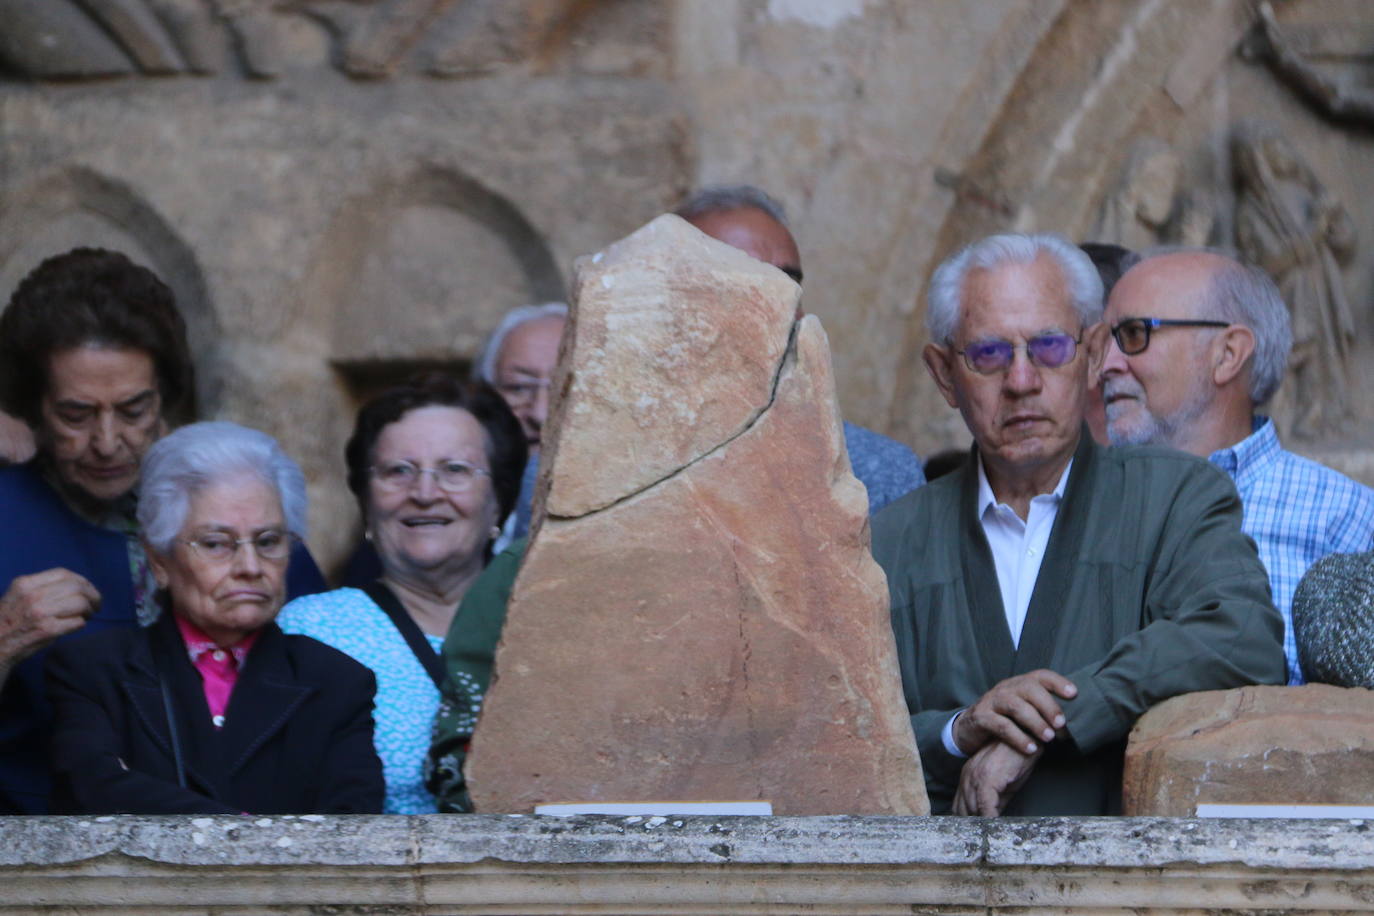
left=1102, top=249, right=1374, bottom=686
left=872, top=233, right=1284, bottom=817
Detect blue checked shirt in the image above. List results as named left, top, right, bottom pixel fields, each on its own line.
left=1209, top=417, right=1374, bottom=685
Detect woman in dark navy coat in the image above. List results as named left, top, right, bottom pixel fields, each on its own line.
left=46, top=423, right=382, bottom=815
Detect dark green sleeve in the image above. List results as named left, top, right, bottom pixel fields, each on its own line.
left=912, top=708, right=966, bottom=814
left=874, top=493, right=968, bottom=814
left=1061, top=464, right=1286, bottom=753
left=890, top=593, right=974, bottom=813
left=426, top=539, right=525, bottom=813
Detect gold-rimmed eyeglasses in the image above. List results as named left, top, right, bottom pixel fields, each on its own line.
left=181, top=530, right=294, bottom=563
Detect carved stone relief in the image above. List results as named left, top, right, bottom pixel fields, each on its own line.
left=1232, top=119, right=1358, bottom=439
left=0, top=0, right=580, bottom=81
left=1090, top=137, right=1215, bottom=250
left=1243, top=0, right=1374, bottom=126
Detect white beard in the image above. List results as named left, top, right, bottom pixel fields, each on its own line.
left=1105, top=374, right=1214, bottom=449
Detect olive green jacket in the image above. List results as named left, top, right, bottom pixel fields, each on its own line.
left=872, top=433, right=1286, bottom=815
left=426, top=539, right=525, bottom=813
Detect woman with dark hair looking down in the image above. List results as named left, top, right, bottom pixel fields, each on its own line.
left=0, top=248, right=327, bottom=813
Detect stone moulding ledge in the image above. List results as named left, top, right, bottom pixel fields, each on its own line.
left=1, top=815, right=1371, bottom=913
left=546, top=319, right=803, bottom=523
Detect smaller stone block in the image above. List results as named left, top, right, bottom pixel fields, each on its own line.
left=1123, top=685, right=1374, bottom=816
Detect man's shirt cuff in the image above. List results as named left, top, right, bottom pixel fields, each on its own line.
left=941, top=709, right=969, bottom=759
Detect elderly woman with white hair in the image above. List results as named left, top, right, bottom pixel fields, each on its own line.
left=45, top=422, right=383, bottom=815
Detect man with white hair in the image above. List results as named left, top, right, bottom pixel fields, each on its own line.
left=474, top=303, right=566, bottom=546
left=476, top=303, right=567, bottom=456
left=1101, top=249, right=1374, bottom=685
left=873, top=233, right=1283, bottom=816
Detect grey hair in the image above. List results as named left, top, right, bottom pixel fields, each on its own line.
left=474, top=302, right=568, bottom=385
left=673, top=184, right=789, bottom=226
left=137, top=421, right=309, bottom=553
left=1136, top=247, right=1292, bottom=406
left=927, top=233, right=1104, bottom=343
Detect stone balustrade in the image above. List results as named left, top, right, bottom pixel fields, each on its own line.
left=2, top=814, right=1372, bottom=913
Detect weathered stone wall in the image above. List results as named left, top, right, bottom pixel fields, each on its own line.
left=3, top=0, right=1372, bottom=569
left=2, top=814, right=1372, bottom=913
left=674, top=0, right=1374, bottom=474
left=0, top=1, right=690, bottom=570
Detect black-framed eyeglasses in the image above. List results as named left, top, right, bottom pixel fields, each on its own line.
left=952, top=331, right=1083, bottom=375
left=369, top=459, right=492, bottom=494
left=1110, top=317, right=1230, bottom=355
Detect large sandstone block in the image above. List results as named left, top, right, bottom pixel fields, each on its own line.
left=1123, top=685, right=1374, bottom=816
left=466, top=215, right=927, bottom=815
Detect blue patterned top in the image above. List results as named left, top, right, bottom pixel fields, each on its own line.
left=1209, top=417, right=1374, bottom=685
left=842, top=421, right=925, bottom=514
left=276, top=588, right=444, bottom=814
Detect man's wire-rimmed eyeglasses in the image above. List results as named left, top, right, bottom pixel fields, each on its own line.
left=496, top=379, right=552, bottom=407
left=952, top=331, right=1083, bottom=375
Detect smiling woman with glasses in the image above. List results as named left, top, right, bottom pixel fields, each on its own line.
left=45, top=421, right=383, bottom=814
left=276, top=373, right=526, bottom=813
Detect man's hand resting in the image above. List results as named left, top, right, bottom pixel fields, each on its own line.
left=952, top=740, right=1042, bottom=816
left=953, top=668, right=1077, bottom=756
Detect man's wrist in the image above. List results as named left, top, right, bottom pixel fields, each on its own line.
left=941, top=709, right=969, bottom=759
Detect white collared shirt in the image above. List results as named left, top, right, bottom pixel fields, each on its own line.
left=975, top=456, right=1072, bottom=649
left=941, top=455, right=1073, bottom=758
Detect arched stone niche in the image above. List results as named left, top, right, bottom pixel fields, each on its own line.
left=288, top=168, right=564, bottom=573
left=306, top=167, right=565, bottom=388
left=0, top=167, right=223, bottom=419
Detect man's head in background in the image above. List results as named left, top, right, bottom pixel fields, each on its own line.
left=1102, top=249, right=1289, bottom=457
left=675, top=185, right=804, bottom=289
left=475, top=302, right=568, bottom=455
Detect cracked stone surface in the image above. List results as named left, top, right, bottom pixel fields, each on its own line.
left=537, top=214, right=800, bottom=519
left=466, top=215, right=927, bottom=815
left=1123, top=685, right=1374, bottom=816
